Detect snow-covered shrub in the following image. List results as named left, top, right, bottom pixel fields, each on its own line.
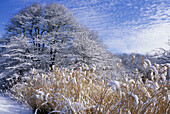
left=11, top=60, right=169, bottom=114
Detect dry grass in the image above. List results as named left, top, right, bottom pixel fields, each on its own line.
left=11, top=61, right=170, bottom=114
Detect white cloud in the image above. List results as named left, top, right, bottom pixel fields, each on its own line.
left=101, top=0, right=170, bottom=54
left=104, top=38, right=127, bottom=53
left=5, top=0, right=170, bottom=54
left=106, top=22, right=170, bottom=54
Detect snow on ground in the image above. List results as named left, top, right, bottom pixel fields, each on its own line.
left=0, top=92, right=32, bottom=114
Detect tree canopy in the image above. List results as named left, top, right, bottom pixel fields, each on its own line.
left=0, top=3, right=119, bottom=83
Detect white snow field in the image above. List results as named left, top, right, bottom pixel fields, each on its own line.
left=0, top=92, right=32, bottom=114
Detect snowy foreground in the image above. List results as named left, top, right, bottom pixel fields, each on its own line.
left=0, top=92, right=32, bottom=114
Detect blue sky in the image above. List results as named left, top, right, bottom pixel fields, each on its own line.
left=0, top=0, right=169, bottom=54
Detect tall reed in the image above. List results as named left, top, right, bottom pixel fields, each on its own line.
left=11, top=60, right=169, bottom=114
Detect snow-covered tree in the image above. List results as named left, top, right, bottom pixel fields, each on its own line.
left=0, top=36, right=32, bottom=78
left=72, top=28, right=118, bottom=68
left=2, top=3, right=81, bottom=71
left=4, top=3, right=76, bottom=68
left=149, top=40, right=170, bottom=64
left=0, top=3, right=119, bottom=89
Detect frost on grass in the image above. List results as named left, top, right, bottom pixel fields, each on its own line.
left=10, top=59, right=170, bottom=114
